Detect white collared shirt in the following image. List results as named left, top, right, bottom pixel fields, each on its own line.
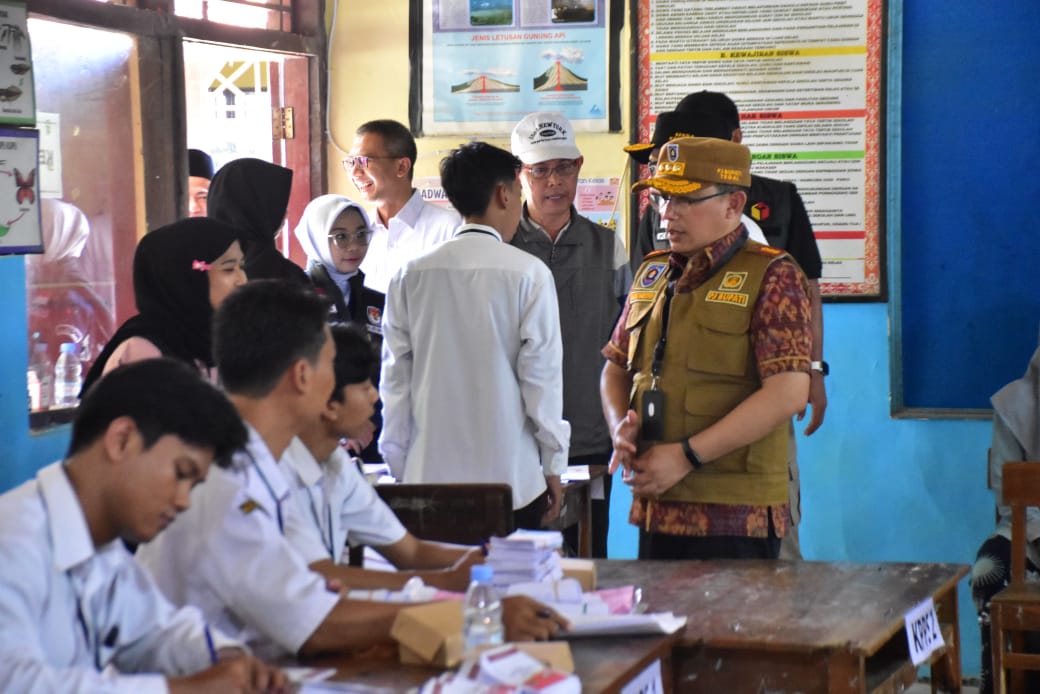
left=360, top=189, right=460, bottom=294
left=379, top=223, right=570, bottom=508
left=136, top=427, right=339, bottom=660
left=282, top=437, right=407, bottom=564
left=0, top=462, right=240, bottom=694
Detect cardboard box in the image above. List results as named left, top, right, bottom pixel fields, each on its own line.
left=390, top=600, right=465, bottom=667
left=559, top=558, right=596, bottom=592
left=512, top=642, right=574, bottom=673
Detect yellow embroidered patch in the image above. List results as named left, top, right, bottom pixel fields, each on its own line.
left=754, top=245, right=783, bottom=256
left=719, top=271, right=748, bottom=291
left=239, top=499, right=260, bottom=514
left=705, top=290, right=749, bottom=307
left=629, top=290, right=656, bottom=302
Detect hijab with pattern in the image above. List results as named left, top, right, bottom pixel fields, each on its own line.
left=293, top=194, right=371, bottom=296
left=80, top=217, right=243, bottom=394
left=206, top=157, right=308, bottom=284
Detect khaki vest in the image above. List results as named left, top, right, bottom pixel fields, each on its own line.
left=626, top=242, right=790, bottom=506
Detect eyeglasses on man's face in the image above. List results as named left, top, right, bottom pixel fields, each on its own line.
left=328, top=229, right=372, bottom=248
left=522, top=159, right=580, bottom=180
left=649, top=189, right=731, bottom=213
left=342, top=154, right=399, bottom=171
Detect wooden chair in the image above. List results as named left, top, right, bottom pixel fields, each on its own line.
left=347, top=483, right=514, bottom=566
left=990, top=462, right=1040, bottom=693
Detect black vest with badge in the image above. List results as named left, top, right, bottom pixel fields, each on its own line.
left=308, top=264, right=385, bottom=351
left=625, top=241, right=791, bottom=507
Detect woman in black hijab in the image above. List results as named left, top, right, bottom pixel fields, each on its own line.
left=206, top=157, right=309, bottom=284
left=80, top=217, right=247, bottom=394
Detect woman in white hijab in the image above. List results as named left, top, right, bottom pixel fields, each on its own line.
left=293, top=194, right=384, bottom=343
left=971, top=335, right=1040, bottom=694
left=294, top=194, right=385, bottom=461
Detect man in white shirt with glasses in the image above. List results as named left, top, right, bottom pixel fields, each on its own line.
left=344, top=119, right=460, bottom=294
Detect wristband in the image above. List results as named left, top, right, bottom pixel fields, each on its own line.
left=680, top=438, right=703, bottom=470
left=810, top=360, right=829, bottom=376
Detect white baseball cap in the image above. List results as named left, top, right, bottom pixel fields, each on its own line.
left=510, top=111, right=582, bottom=165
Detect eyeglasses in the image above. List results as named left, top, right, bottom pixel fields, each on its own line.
left=649, top=189, right=731, bottom=212
left=328, top=229, right=372, bottom=248
left=342, top=154, right=398, bottom=171
left=523, top=159, right=580, bottom=180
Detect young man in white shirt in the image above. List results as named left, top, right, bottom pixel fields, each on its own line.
left=282, top=323, right=569, bottom=640
left=347, top=119, right=460, bottom=294
left=379, top=142, right=571, bottom=530
left=284, top=323, right=483, bottom=590
left=0, top=358, right=287, bottom=694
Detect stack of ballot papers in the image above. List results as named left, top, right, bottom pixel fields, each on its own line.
left=487, top=530, right=564, bottom=587
left=419, top=644, right=580, bottom=694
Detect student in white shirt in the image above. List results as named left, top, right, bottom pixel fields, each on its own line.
left=283, top=323, right=568, bottom=640
left=379, top=142, right=570, bottom=530
left=284, top=323, right=483, bottom=590
left=0, top=358, right=287, bottom=694
left=346, top=119, right=460, bottom=294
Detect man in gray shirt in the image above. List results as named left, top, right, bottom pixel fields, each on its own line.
left=509, top=111, right=632, bottom=557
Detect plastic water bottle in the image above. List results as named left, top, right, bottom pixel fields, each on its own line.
left=463, top=564, right=504, bottom=653
left=53, top=342, right=82, bottom=408
left=27, top=342, right=52, bottom=410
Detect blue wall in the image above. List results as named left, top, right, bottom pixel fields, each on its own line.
left=0, top=255, right=72, bottom=493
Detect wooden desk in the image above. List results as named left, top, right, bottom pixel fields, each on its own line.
left=596, top=559, right=969, bottom=694
left=302, top=634, right=677, bottom=693
left=546, top=465, right=608, bottom=558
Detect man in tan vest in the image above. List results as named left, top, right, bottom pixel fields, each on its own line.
left=600, top=137, right=812, bottom=560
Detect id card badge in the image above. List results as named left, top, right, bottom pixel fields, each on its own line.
left=641, top=389, right=665, bottom=441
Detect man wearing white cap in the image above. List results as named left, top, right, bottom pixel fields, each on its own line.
left=510, top=112, right=632, bottom=557
left=601, top=137, right=811, bottom=560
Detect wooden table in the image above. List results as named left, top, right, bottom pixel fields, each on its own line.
left=547, top=465, right=608, bottom=558
left=596, top=559, right=969, bottom=694
left=302, top=633, right=677, bottom=693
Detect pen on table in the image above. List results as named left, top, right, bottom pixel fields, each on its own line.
left=204, top=624, right=218, bottom=665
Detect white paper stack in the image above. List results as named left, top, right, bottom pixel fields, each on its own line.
left=487, top=530, right=565, bottom=588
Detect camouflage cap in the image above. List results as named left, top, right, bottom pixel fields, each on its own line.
left=632, top=136, right=751, bottom=195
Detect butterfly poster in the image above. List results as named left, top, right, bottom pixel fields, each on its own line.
left=0, top=1, right=34, bottom=126
left=0, top=126, right=41, bottom=254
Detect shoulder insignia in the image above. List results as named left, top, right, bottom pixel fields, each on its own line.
left=636, top=261, right=669, bottom=289
left=239, top=499, right=261, bottom=515
left=752, top=245, right=783, bottom=256
left=628, top=290, right=656, bottom=303
left=643, top=248, right=670, bottom=259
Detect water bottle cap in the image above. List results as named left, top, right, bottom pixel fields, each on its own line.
left=470, top=564, right=493, bottom=582
left=59, top=343, right=77, bottom=354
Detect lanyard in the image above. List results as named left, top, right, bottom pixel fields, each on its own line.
left=457, top=228, right=498, bottom=239
left=245, top=450, right=284, bottom=534
left=650, top=228, right=749, bottom=388
left=303, top=485, right=337, bottom=561
left=68, top=571, right=103, bottom=670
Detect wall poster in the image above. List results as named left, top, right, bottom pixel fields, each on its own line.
left=635, top=0, right=885, bottom=298
left=420, top=0, right=612, bottom=135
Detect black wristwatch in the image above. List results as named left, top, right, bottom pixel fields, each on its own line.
left=810, top=360, right=829, bottom=376
left=680, top=438, right=703, bottom=470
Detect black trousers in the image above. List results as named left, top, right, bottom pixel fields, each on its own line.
left=638, top=510, right=780, bottom=560
left=562, top=452, right=613, bottom=558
